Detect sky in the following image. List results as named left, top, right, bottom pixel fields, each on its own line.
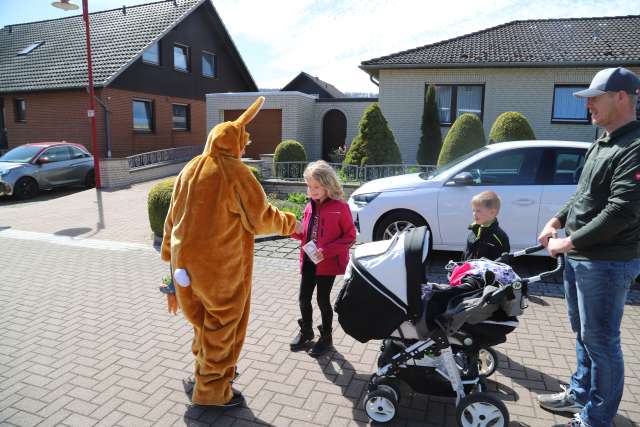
left=2, top=0, right=639, bottom=94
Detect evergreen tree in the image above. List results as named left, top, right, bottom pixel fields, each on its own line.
left=343, top=103, right=402, bottom=166
left=417, top=85, right=443, bottom=165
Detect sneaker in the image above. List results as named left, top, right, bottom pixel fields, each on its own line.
left=537, top=385, right=584, bottom=414
left=567, top=413, right=587, bottom=426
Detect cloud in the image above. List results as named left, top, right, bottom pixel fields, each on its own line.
left=213, top=0, right=639, bottom=92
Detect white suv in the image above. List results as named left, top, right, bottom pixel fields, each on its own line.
left=348, top=140, right=590, bottom=252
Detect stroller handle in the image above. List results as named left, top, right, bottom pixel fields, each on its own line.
left=496, top=244, right=565, bottom=284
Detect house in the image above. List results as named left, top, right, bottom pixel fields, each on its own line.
left=0, top=0, right=256, bottom=158
left=360, top=15, right=640, bottom=164
left=207, top=72, right=376, bottom=161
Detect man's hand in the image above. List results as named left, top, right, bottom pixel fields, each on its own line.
left=547, top=237, right=574, bottom=257
left=538, top=218, right=562, bottom=247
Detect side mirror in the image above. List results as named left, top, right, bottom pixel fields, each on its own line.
left=448, top=172, right=474, bottom=186
left=36, top=157, right=50, bottom=165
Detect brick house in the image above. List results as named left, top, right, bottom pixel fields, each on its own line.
left=359, top=15, right=640, bottom=164
left=0, top=0, right=256, bottom=158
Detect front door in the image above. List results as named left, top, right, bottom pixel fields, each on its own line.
left=0, top=97, right=7, bottom=151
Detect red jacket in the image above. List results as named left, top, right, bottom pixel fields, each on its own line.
left=291, top=198, right=356, bottom=276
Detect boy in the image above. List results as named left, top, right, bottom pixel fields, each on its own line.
left=463, top=191, right=510, bottom=260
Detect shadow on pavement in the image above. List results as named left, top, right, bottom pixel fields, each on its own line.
left=494, top=349, right=637, bottom=427
left=0, top=186, right=87, bottom=205
left=54, top=227, right=93, bottom=237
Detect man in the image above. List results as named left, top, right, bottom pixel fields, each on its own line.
left=537, top=67, right=640, bottom=427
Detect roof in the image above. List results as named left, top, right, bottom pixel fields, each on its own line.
left=361, top=15, right=640, bottom=72
left=0, top=0, right=255, bottom=93
left=281, top=71, right=344, bottom=98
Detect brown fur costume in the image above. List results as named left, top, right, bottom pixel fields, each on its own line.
left=160, top=97, right=296, bottom=405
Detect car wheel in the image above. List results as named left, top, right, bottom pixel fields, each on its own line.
left=374, top=210, right=427, bottom=241
left=13, top=177, right=39, bottom=200
left=84, top=170, right=95, bottom=188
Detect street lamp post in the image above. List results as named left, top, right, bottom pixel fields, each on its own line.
left=52, top=0, right=101, bottom=188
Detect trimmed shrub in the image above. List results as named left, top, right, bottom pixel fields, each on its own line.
left=148, top=177, right=176, bottom=237
left=489, top=112, right=536, bottom=144
left=437, top=113, right=486, bottom=166
left=248, top=165, right=262, bottom=181
left=344, top=103, right=401, bottom=166
left=273, top=140, right=307, bottom=162
left=417, top=85, right=443, bottom=165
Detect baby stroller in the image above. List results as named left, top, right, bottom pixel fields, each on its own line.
left=334, top=227, right=563, bottom=426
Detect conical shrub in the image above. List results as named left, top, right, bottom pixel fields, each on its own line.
left=489, top=111, right=535, bottom=144
left=437, top=113, right=485, bottom=166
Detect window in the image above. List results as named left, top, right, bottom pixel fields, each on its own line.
left=433, top=84, right=484, bottom=125
left=173, top=44, right=190, bottom=72
left=142, top=41, right=160, bottom=65
left=202, top=51, right=216, bottom=78
left=40, top=146, right=71, bottom=163
left=17, top=41, right=44, bottom=56
left=132, top=100, right=153, bottom=131
left=172, top=104, right=190, bottom=130
left=550, top=149, right=586, bottom=185
left=69, top=146, right=89, bottom=159
left=460, top=148, right=543, bottom=186
left=14, top=99, right=26, bottom=122
left=552, top=85, right=589, bottom=123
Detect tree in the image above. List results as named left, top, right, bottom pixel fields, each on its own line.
left=343, top=103, right=402, bottom=166
left=417, top=85, right=443, bottom=165
left=489, top=112, right=536, bottom=144
left=437, top=113, right=485, bottom=166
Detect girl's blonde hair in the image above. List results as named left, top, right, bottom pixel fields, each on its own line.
left=303, top=160, right=344, bottom=200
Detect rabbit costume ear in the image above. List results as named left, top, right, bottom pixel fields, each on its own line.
left=235, top=96, right=265, bottom=126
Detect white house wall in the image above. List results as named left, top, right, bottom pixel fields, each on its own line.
left=206, top=92, right=375, bottom=160
left=378, top=66, right=640, bottom=164
left=311, top=102, right=376, bottom=159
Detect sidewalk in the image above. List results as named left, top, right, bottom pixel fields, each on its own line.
left=1, top=185, right=639, bottom=426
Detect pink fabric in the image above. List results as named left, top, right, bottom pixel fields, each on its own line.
left=291, top=198, right=356, bottom=276
left=449, top=262, right=473, bottom=286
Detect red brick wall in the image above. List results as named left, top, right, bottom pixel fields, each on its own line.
left=4, top=88, right=206, bottom=158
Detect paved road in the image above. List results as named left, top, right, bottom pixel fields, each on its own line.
left=1, top=185, right=639, bottom=426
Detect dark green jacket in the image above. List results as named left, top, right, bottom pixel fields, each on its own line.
left=555, top=120, right=640, bottom=260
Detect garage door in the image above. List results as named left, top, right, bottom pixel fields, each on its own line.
left=223, top=109, right=282, bottom=159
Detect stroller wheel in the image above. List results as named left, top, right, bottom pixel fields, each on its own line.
left=375, top=378, right=402, bottom=403
left=478, top=347, right=498, bottom=377
left=364, top=389, right=398, bottom=423
left=456, top=393, right=509, bottom=427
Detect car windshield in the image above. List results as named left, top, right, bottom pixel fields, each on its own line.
left=0, top=145, right=42, bottom=163
left=420, top=146, right=489, bottom=180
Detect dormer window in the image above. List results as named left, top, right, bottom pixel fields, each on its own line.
left=17, top=41, right=44, bottom=56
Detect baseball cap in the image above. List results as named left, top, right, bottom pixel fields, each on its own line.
left=573, top=67, right=640, bottom=98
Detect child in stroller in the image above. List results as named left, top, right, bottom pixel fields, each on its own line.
left=334, top=226, right=563, bottom=426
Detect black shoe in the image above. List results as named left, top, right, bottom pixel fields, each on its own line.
left=308, top=325, right=332, bottom=358
left=290, top=319, right=314, bottom=351
left=212, top=389, right=244, bottom=407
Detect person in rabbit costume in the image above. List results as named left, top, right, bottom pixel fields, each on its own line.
left=160, top=97, right=298, bottom=406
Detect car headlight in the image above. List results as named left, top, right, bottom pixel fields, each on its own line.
left=351, top=192, right=381, bottom=206
left=0, top=170, right=10, bottom=177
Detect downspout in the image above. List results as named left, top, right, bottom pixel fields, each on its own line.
left=369, top=74, right=379, bottom=87
left=90, top=90, right=112, bottom=158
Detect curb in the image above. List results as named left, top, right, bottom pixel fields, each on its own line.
left=153, top=233, right=290, bottom=245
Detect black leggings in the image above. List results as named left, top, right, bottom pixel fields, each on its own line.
left=299, top=263, right=336, bottom=331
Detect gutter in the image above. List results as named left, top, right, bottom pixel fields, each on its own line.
left=359, top=60, right=640, bottom=72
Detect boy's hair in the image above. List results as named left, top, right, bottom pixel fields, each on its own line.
left=303, top=160, right=344, bottom=200
left=472, top=191, right=501, bottom=213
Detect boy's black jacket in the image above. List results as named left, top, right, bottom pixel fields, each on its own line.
left=463, top=220, right=510, bottom=261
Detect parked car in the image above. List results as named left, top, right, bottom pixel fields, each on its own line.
left=0, top=142, right=95, bottom=200
left=348, top=140, right=590, bottom=253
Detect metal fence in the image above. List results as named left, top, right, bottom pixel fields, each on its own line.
left=273, top=162, right=437, bottom=183
left=127, top=145, right=205, bottom=170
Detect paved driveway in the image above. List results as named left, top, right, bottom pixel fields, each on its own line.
left=1, top=184, right=639, bottom=426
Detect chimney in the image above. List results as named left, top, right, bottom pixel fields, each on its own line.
left=122, top=5, right=126, bottom=14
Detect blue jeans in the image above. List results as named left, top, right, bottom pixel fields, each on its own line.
left=564, top=257, right=640, bottom=427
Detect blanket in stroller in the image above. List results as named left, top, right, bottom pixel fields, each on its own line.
left=335, top=227, right=525, bottom=343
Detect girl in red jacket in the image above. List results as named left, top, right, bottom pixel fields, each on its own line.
left=290, top=160, right=356, bottom=357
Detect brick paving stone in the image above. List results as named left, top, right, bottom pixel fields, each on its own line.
left=2, top=186, right=640, bottom=426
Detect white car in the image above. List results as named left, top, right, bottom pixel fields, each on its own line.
left=348, top=140, right=590, bottom=252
